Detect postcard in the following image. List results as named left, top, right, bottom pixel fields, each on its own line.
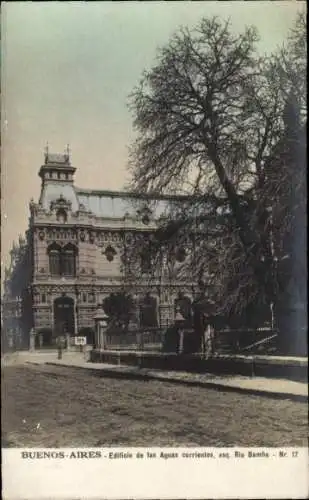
left=1, top=1, right=308, bottom=499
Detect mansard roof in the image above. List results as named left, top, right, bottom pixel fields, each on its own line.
left=40, top=178, right=224, bottom=220
left=39, top=179, right=189, bottom=219
left=75, top=188, right=186, bottom=219
left=37, top=150, right=221, bottom=220
left=40, top=182, right=80, bottom=212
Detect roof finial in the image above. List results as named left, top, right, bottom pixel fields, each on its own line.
left=44, top=141, right=49, bottom=163
left=65, top=143, right=70, bottom=160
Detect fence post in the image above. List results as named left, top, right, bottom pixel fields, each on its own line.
left=179, top=329, right=184, bottom=354
left=140, top=331, right=144, bottom=351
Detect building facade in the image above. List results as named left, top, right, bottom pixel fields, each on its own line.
left=2, top=150, right=197, bottom=349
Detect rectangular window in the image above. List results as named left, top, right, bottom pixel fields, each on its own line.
left=41, top=294, right=46, bottom=304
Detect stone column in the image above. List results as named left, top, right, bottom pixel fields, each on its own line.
left=39, top=334, right=43, bottom=349
left=74, top=298, right=78, bottom=335
left=99, top=320, right=109, bottom=350
left=93, top=307, right=108, bottom=350
left=99, top=323, right=104, bottom=350
left=178, top=329, right=185, bottom=354
left=95, top=321, right=100, bottom=349
left=175, top=309, right=185, bottom=354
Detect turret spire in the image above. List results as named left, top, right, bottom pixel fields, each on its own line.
left=65, top=144, right=71, bottom=162
left=44, top=141, right=49, bottom=163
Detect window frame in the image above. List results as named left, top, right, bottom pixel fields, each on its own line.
left=49, top=247, right=61, bottom=276
left=48, top=243, right=77, bottom=277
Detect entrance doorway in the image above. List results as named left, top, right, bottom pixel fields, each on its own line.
left=54, top=296, right=75, bottom=336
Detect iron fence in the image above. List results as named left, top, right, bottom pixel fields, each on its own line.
left=105, top=327, right=165, bottom=351
left=213, top=327, right=276, bottom=354
left=103, top=325, right=277, bottom=355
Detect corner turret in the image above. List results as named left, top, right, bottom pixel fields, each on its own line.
left=39, top=144, right=76, bottom=184
left=38, top=144, right=79, bottom=212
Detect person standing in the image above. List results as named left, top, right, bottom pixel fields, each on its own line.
left=203, top=323, right=215, bottom=358
left=56, top=334, right=65, bottom=359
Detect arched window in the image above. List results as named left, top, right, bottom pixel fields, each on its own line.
left=62, top=244, right=77, bottom=276
left=48, top=243, right=61, bottom=276
left=47, top=243, right=77, bottom=277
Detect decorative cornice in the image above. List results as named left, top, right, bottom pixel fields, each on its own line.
left=75, top=188, right=193, bottom=203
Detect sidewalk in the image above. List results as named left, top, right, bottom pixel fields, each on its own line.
left=18, top=350, right=308, bottom=402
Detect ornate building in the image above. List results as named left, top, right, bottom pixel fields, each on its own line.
left=2, top=150, right=197, bottom=349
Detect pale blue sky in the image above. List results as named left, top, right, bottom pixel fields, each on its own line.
left=1, top=1, right=305, bottom=273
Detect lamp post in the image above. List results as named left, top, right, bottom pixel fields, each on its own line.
left=29, top=328, right=36, bottom=352
left=93, top=307, right=109, bottom=350
left=175, top=307, right=185, bottom=354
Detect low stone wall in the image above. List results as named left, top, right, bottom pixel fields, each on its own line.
left=90, top=349, right=308, bottom=382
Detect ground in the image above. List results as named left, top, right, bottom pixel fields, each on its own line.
left=2, top=364, right=307, bottom=447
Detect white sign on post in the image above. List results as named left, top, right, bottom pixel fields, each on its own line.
left=74, top=336, right=87, bottom=346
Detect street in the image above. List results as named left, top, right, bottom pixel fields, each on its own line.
left=2, top=364, right=307, bottom=447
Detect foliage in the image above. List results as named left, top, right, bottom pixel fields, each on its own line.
left=128, top=13, right=307, bottom=352
left=102, top=292, right=136, bottom=329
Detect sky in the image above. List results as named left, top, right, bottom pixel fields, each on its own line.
left=1, top=1, right=305, bottom=276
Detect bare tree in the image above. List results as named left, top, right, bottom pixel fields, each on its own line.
left=128, top=14, right=307, bottom=353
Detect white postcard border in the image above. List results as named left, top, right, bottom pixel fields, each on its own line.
left=2, top=447, right=309, bottom=499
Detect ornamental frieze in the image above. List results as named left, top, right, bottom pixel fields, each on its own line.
left=43, top=285, right=77, bottom=295
left=96, top=231, right=122, bottom=243
left=124, top=232, right=135, bottom=245
left=89, top=231, right=96, bottom=244
left=79, top=230, right=87, bottom=242
left=45, top=240, right=70, bottom=247
left=79, top=229, right=96, bottom=243
left=75, top=288, right=99, bottom=296
left=42, top=227, right=78, bottom=243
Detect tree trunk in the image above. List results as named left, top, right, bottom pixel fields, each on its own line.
left=275, top=300, right=307, bottom=356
